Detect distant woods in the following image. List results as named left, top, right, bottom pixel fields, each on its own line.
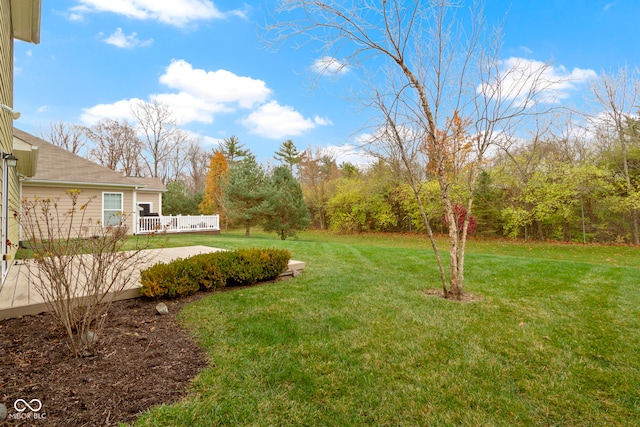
left=39, top=67, right=640, bottom=245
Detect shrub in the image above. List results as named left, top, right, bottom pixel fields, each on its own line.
left=20, top=191, right=157, bottom=356
left=140, top=248, right=291, bottom=298
left=226, top=248, right=291, bottom=286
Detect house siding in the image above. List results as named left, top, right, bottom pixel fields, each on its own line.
left=1, top=0, right=19, bottom=266
left=136, top=191, right=161, bottom=215
left=21, top=185, right=136, bottom=237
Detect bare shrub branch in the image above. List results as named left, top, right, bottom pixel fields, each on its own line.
left=20, top=190, right=158, bottom=356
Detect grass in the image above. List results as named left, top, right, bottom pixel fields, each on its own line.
left=124, top=231, right=638, bottom=425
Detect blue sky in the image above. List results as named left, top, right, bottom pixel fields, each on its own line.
left=12, top=0, right=640, bottom=165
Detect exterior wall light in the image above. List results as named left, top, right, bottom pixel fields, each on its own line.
left=0, top=104, right=21, bottom=120
left=2, top=153, right=18, bottom=168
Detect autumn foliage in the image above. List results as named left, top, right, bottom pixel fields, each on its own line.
left=443, top=204, right=477, bottom=236
left=199, top=151, right=229, bottom=216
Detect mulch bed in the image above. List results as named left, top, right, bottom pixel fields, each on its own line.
left=0, top=293, right=211, bottom=426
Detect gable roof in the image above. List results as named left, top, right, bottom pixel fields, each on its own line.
left=13, top=128, right=166, bottom=191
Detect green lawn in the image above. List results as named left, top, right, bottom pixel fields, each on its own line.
left=131, top=231, right=640, bottom=426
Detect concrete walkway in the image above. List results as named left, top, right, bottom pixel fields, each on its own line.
left=0, top=246, right=305, bottom=320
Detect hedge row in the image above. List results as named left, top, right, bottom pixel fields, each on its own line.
left=140, top=248, right=291, bottom=299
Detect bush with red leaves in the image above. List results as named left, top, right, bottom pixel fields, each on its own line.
left=443, top=204, right=477, bottom=235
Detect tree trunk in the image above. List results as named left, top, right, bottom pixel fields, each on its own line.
left=632, top=208, right=640, bottom=245
left=618, top=129, right=639, bottom=244
left=245, top=225, right=250, bottom=237
left=537, top=221, right=544, bottom=241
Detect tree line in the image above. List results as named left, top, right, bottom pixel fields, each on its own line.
left=42, top=82, right=640, bottom=246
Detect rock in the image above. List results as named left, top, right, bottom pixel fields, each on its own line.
left=81, top=331, right=98, bottom=345
left=156, top=303, right=169, bottom=315
left=292, top=269, right=302, bottom=278
left=0, top=403, right=7, bottom=421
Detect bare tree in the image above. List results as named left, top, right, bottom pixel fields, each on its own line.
left=131, top=98, right=188, bottom=182
left=184, top=139, right=211, bottom=194
left=297, top=147, right=339, bottom=229
left=40, top=120, right=86, bottom=155
left=590, top=66, right=640, bottom=244
left=84, top=119, right=144, bottom=176
left=271, top=0, right=551, bottom=298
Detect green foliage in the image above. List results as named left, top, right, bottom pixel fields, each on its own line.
left=220, top=135, right=250, bottom=166
left=262, top=166, right=311, bottom=240
left=224, top=153, right=270, bottom=236
left=500, top=162, right=616, bottom=242
left=327, top=177, right=396, bottom=232
left=139, top=248, right=291, bottom=298
left=473, top=171, right=504, bottom=236
left=163, top=180, right=203, bottom=215
left=327, top=162, right=399, bottom=232
left=393, top=181, right=444, bottom=232
left=273, top=139, right=302, bottom=173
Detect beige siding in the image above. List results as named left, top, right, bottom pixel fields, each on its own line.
left=7, top=158, right=19, bottom=248
left=1, top=0, right=19, bottom=263
left=21, top=185, right=136, bottom=237
left=136, top=191, right=162, bottom=215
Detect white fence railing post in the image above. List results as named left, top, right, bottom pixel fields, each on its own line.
left=136, top=214, right=220, bottom=234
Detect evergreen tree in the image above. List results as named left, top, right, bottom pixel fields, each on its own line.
left=163, top=181, right=203, bottom=215
left=274, top=139, right=302, bottom=173
left=262, top=166, right=311, bottom=240
left=224, top=153, right=269, bottom=236
left=220, top=135, right=250, bottom=166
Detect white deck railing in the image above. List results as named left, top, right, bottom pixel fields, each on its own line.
left=137, top=214, right=220, bottom=234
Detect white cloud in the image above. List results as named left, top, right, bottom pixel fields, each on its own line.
left=70, top=0, right=247, bottom=27
left=479, top=57, right=597, bottom=106
left=323, top=144, right=376, bottom=168
left=80, top=60, right=328, bottom=140
left=241, top=101, right=328, bottom=139
left=80, top=98, right=142, bottom=125
left=80, top=60, right=272, bottom=125
left=151, top=92, right=229, bottom=124
left=159, top=59, right=271, bottom=109
left=312, top=56, right=349, bottom=75
left=37, top=106, right=48, bottom=113
left=26, top=49, right=33, bottom=57
left=518, top=46, right=533, bottom=55
left=104, top=28, right=153, bottom=49
left=313, top=115, right=333, bottom=126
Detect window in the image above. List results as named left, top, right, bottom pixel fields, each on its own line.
left=103, top=192, right=123, bottom=226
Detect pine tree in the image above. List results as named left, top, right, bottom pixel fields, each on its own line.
left=262, top=166, right=311, bottom=240
left=274, top=139, right=302, bottom=173
left=220, top=135, right=250, bottom=166
left=224, top=153, right=269, bottom=236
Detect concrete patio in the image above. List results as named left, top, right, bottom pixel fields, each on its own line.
left=0, top=246, right=305, bottom=320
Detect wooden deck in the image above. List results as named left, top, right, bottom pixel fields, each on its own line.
left=0, top=246, right=305, bottom=320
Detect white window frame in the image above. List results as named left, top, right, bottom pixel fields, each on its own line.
left=102, top=192, right=124, bottom=227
